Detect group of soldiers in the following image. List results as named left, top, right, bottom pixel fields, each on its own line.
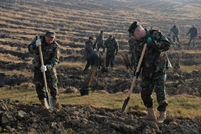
left=83, top=31, right=119, bottom=74
left=28, top=21, right=198, bottom=124
left=166, top=24, right=198, bottom=49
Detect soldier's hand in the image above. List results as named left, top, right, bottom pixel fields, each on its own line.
left=36, top=38, right=42, bottom=47
left=40, top=65, right=47, bottom=72
left=146, top=37, right=152, bottom=45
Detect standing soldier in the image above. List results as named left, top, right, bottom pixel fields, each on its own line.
left=94, top=30, right=105, bottom=52
left=83, top=36, right=94, bottom=73
left=104, top=35, right=119, bottom=70
left=187, top=24, right=198, bottom=48
left=170, top=25, right=180, bottom=48
left=28, top=30, right=60, bottom=107
left=128, top=21, right=170, bottom=123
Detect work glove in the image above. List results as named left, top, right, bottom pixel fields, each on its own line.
left=115, top=52, right=118, bottom=55
left=40, top=65, right=47, bottom=72
left=36, top=38, right=42, bottom=47
left=146, top=37, right=152, bottom=45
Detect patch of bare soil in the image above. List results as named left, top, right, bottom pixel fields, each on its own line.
left=0, top=100, right=201, bottom=134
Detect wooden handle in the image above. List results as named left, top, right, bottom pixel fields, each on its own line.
left=127, top=43, right=147, bottom=97
left=38, top=36, right=48, bottom=93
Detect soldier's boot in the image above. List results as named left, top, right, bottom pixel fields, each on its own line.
left=141, top=108, right=157, bottom=121
left=53, top=99, right=62, bottom=109
left=157, top=111, right=166, bottom=123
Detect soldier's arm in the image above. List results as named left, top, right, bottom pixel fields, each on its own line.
left=187, top=29, right=191, bottom=36
left=133, top=45, right=141, bottom=69
left=28, top=36, right=39, bottom=54
left=115, top=41, right=119, bottom=53
left=46, top=44, right=60, bottom=70
left=150, top=31, right=171, bottom=52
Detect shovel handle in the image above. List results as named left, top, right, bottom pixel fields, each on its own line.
left=127, top=43, right=147, bottom=98
left=37, top=36, right=48, bottom=93
left=121, top=43, right=147, bottom=114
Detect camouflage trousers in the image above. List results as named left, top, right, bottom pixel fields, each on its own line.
left=34, top=67, right=59, bottom=100
left=106, top=52, right=115, bottom=68
left=140, top=72, right=168, bottom=112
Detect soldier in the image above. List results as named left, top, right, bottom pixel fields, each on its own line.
left=187, top=24, right=197, bottom=48
left=83, top=50, right=107, bottom=88
left=28, top=30, right=60, bottom=107
left=104, top=35, right=119, bottom=70
left=170, top=25, right=180, bottom=47
left=128, top=36, right=137, bottom=69
left=94, top=30, right=105, bottom=52
left=83, top=36, right=94, bottom=73
left=128, top=21, right=170, bottom=123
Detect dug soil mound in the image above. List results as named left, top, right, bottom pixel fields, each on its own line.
left=0, top=99, right=201, bottom=134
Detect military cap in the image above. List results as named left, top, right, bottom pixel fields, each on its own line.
left=128, top=21, right=138, bottom=36
left=109, top=34, right=113, bottom=37
left=45, top=30, right=55, bottom=38
left=89, top=36, right=94, bottom=40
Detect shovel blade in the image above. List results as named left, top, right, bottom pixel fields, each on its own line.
left=121, top=97, right=130, bottom=115
left=44, top=98, right=50, bottom=109
left=48, top=97, right=56, bottom=107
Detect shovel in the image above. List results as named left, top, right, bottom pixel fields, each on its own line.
left=38, top=36, right=55, bottom=109
left=121, top=43, right=147, bottom=115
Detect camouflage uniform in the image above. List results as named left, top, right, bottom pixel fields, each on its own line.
left=94, top=31, right=105, bottom=52
left=128, top=37, right=137, bottom=69
left=28, top=35, right=59, bottom=100
left=170, top=25, right=179, bottom=43
left=187, top=25, right=197, bottom=47
left=134, top=29, right=170, bottom=112
left=83, top=38, right=94, bottom=72
left=104, top=36, right=119, bottom=68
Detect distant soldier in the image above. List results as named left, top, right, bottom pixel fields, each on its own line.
left=83, top=36, right=94, bottom=73
left=187, top=24, right=198, bottom=48
left=128, top=21, right=170, bottom=123
left=128, top=36, right=137, bottom=69
left=104, top=35, right=119, bottom=69
left=170, top=25, right=180, bottom=44
left=94, top=30, right=105, bottom=52
left=28, top=30, right=60, bottom=107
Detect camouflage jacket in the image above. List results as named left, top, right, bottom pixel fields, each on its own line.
left=134, top=29, right=170, bottom=78
left=95, top=33, right=104, bottom=45
left=187, top=27, right=197, bottom=38
left=104, top=38, right=119, bottom=54
left=170, top=27, right=179, bottom=37
left=28, top=35, right=60, bottom=70
left=84, top=40, right=94, bottom=58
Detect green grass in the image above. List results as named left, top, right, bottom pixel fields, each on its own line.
left=0, top=86, right=201, bottom=120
